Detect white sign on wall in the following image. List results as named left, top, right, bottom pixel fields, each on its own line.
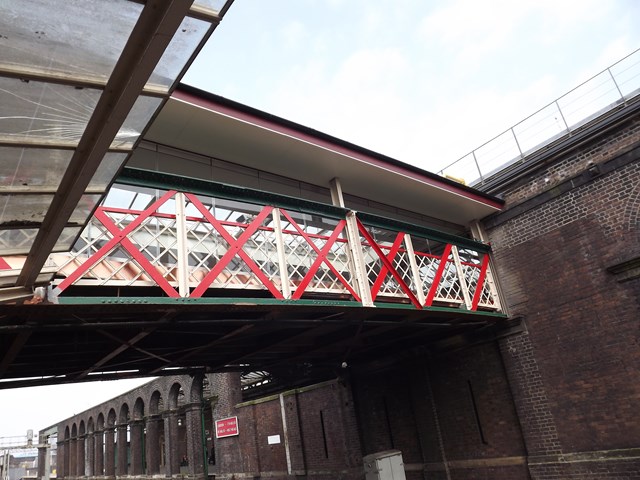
left=267, top=434, right=281, bottom=445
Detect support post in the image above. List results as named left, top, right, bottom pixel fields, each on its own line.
left=329, top=177, right=345, bottom=208
left=344, top=212, right=373, bottom=307
left=451, top=246, right=472, bottom=309
left=175, top=192, right=190, bottom=297
left=272, top=208, right=292, bottom=299
left=404, top=234, right=426, bottom=306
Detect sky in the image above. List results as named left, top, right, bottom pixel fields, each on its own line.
left=1, top=0, right=640, bottom=440
left=184, top=0, right=640, bottom=173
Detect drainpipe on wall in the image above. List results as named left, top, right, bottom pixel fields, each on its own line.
left=279, top=393, right=292, bottom=475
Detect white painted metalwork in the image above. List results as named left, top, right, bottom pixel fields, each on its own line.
left=451, top=246, right=473, bottom=310
left=345, top=212, right=374, bottom=307
left=47, top=185, right=502, bottom=311
left=272, top=208, right=292, bottom=299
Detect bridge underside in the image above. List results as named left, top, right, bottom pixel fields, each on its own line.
left=0, top=299, right=507, bottom=391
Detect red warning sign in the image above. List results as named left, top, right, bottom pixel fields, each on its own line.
left=215, top=416, right=239, bottom=438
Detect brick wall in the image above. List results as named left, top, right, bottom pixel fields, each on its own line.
left=352, top=343, right=529, bottom=480
left=213, top=379, right=362, bottom=480
left=483, top=113, right=640, bottom=479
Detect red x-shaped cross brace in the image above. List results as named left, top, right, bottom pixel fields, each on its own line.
left=369, top=231, right=406, bottom=301
left=280, top=210, right=360, bottom=301
left=356, top=218, right=422, bottom=309
left=471, top=253, right=490, bottom=311
left=57, top=190, right=180, bottom=296
left=187, top=194, right=283, bottom=299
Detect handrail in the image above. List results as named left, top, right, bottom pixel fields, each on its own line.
left=437, top=48, right=640, bottom=186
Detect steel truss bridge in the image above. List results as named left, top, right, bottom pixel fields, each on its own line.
left=0, top=170, right=507, bottom=390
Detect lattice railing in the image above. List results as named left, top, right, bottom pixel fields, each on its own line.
left=50, top=184, right=501, bottom=312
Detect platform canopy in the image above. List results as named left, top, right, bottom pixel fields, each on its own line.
left=0, top=0, right=234, bottom=294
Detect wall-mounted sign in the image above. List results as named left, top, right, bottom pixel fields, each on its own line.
left=215, top=416, right=239, bottom=438
left=267, top=435, right=281, bottom=445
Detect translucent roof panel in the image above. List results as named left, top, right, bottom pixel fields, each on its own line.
left=53, top=227, right=83, bottom=253
left=0, top=78, right=101, bottom=145
left=0, top=0, right=142, bottom=82
left=0, top=0, right=235, bottom=287
left=69, top=194, right=103, bottom=225
left=0, top=194, right=53, bottom=227
left=149, top=16, right=211, bottom=89
left=89, top=153, right=129, bottom=190
left=0, top=228, right=39, bottom=256
left=112, top=96, right=164, bottom=149
left=0, top=148, right=74, bottom=189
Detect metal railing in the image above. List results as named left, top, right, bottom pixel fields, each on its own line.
left=49, top=182, right=502, bottom=312
left=438, top=48, right=640, bottom=186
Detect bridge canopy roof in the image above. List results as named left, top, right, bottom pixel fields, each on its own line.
left=146, top=84, right=504, bottom=227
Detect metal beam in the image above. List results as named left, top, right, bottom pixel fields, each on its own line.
left=147, top=324, right=254, bottom=374
left=209, top=323, right=344, bottom=370
left=0, top=332, right=31, bottom=376
left=0, top=63, right=168, bottom=97
left=17, top=0, right=194, bottom=287
left=0, top=137, right=132, bottom=151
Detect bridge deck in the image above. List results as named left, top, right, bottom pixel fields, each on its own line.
left=0, top=299, right=506, bottom=390
left=0, top=170, right=508, bottom=388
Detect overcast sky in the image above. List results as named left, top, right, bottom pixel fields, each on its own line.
left=1, top=0, right=640, bottom=440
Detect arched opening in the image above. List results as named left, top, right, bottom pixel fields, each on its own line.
left=70, top=424, right=78, bottom=478
left=95, top=413, right=105, bottom=476
left=130, top=398, right=145, bottom=475
left=63, top=426, right=71, bottom=479
left=116, top=404, right=130, bottom=476
left=104, top=409, right=117, bottom=477
left=147, top=390, right=164, bottom=474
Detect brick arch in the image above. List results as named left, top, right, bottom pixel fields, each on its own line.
left=87, top=416, right=94, bottom=434
left=133, top=397, right=145, bottom=420
left=71, top=423, right=77, bottom=438
left=189, top=374, right=204, bottom=403
left=149, top=389, right=163, bottom=415
left=78, top=420, right=85, bottom=436
left=168, top=382, right=185, bottom=409
left=107, top=408, right=117, bottom=427
left=118, top=403, right=130, bottom=424
left=96, top=412, right=105, bottom=430
left=64, top=425, right=70, bottom=440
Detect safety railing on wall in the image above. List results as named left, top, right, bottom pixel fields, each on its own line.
left=438, top=48, right=640, bottom=186
left=50, top=171, right=502, bottom=312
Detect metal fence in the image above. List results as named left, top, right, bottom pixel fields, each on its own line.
left=438, top=48, right=640, bottom=186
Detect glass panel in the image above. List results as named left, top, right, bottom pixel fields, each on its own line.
left=111, top=95, right=163, bottom=149
left=70, top=194, right=102, bottom=225
left=0, top=0, right=142, bottom=81
left=0, top=194, right=53, bottom=226
left=0, top=228, right=38, bottom=256
left=0, top=78, right=101, bottom=143
left=0, top=147, right=73, bottom=188
left=53, top=226, right=82, bottom=252
left=149, top=16, right=210, bottom=88
left=89, top=152, right=129, bottom=190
